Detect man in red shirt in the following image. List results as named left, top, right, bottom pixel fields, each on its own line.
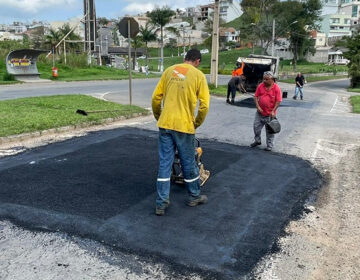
left=250, top=71, right=282, bottom=151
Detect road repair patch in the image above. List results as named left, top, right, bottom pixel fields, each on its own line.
left=0, top=127, right=322, bottom=279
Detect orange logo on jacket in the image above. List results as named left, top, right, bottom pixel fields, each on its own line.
left=172, top=66, right=189, bottom=80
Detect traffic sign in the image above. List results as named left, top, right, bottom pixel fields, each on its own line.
left=118, top=17, right=139, bottom=38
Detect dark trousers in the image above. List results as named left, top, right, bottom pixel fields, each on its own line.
left=227, top=84, right=237, bottom=101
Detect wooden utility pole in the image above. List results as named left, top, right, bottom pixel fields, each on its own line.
left=128, top=18, right=133, bottom=105
left=210, top=0, right=220, bottom=87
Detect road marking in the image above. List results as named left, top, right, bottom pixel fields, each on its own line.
left=99, top=92, right=110, bottom=101
left=330, top=96, right=338, bottom=113
left=330, top=94, right=351, bottom=113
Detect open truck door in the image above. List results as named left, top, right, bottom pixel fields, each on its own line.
left=237, top=54, right=280, bottom=93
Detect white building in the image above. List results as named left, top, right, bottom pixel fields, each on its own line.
left=219, top=0, right=243, bottom=23
left=321, top=0, right=340, bottom=15
left=0, top=32, right=23, bottom=41
left=50, top=18, right=84, bottom=39
left=339, top=0, right=360, bottom=26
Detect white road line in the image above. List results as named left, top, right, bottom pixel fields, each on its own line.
left=310, top=139, right=322, bottom=162
left=99, top=92, right=110, bottom=101
left=330, top=96, right=338, bottom=113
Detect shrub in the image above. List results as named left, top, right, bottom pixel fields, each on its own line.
left=3, top=72, right=16, bottom=81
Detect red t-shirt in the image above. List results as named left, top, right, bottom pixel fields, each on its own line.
left=255, top=82, right=282, bottom=116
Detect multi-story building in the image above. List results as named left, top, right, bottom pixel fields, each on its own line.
left=320, top=13, right=352, bottom=37
left=340, top=0, right=360, bottom=26
left=219, top=0, right=243, bottom=23
left=321, top=0, right=340, bottom=15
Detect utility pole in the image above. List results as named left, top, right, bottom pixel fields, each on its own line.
left=127, top=19, right=132, bottom=105
left=271, top=19, right=275, bottom=57
left=210, top=0, right=220, bottom=87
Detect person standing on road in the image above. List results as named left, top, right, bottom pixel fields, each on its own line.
left=152, top=49, right=210, bottom=216
left=293, top=72, right=306, bottom=100
left=250, top=71, right=282, bottom=151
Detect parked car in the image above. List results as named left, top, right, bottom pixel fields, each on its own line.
left=137, top=55, right=146, bottom=59
left=200, top=49, right=209, bottom=54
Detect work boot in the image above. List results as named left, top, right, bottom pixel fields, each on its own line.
left=300, top=96, right=303, bottom=100
left=293, top=96, right=296, bottom=100
left=250, top=141, right=261, bottom=148
left=155, top=200, right=170, bottom=216
left=231, top=99, right=235, bottom=105
left=187, top=195, right=208, bottom=207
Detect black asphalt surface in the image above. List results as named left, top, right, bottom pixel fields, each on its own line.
left=0, top=127, right=322, bottom=279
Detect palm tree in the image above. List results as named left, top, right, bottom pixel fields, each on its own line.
left=44, top=28, right=61, bottom=54
left=147, top=6, right=175, bottom=72
left=58, top=23, right=81, bottom=52
left=138, top=22, right=157, bottom=67
left=131, top=35, right=144, bottom=69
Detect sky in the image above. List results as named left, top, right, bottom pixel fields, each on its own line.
left=0, top=0, right=213, bottom=24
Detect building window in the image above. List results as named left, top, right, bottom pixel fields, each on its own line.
left=352, top=5, right=358, bottom=18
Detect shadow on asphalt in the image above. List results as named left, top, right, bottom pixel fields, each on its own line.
left=0, top=127, right=322, bottom=279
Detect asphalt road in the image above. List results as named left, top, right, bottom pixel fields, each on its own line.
left=1, top=77, right=360, bottom=279
left=0, top=127, right=321, bottom=279
left=0, top=75, right=231, bottom=108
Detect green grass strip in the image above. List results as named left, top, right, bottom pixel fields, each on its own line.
left=350, top=95, right=360, bottom=113
left=208, top=84, right=228, bottom=97
left=280, top=75, right=348, bottom=84
left=0, top=95, right=148, bottom=137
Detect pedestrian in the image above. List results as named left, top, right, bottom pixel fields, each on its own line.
left=152, top=49, right=210, bottom=216
left=250, top=71, right=282, bottom=151
left=226, top=76, right=246, bottom=104
left=293, top=72, right=306, bottom=100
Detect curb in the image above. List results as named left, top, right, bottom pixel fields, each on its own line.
left=0, top=111, right=152, bottom=145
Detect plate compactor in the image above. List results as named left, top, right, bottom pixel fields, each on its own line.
left=171, top=139, right=210, bottom=187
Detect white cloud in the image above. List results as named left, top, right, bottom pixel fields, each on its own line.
left=123, top=3, right=156, bottom=14
left=0, top=0, right=77, bottom=14
left=121, top=0, right=211, bottom=15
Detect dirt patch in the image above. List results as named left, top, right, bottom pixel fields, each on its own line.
left=253, top=140, right=360, bottom=279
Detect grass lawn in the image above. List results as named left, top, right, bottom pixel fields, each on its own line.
left=0, top=95, right=148, bottom=137
left=209, top=84, right=228, bottom=97
left=350, top=95, right=360, bottom=113
left=348, top=88, right=360, bottom=93
left=138, top=48, right=263, bottom=73
left=37, top=63, right=159, bottom=81
left=280, top=75, right=348, bottom=83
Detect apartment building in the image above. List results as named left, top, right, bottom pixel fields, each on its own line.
left=219, top=0, right=243, bottom=23
left=320, top=13, right=352, bottom=37
left=340, top=0, right=360, bottom=26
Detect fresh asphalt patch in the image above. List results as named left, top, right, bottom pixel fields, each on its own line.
left=232, top=97, right=316, bottom=109
left=0, top=127, right=322, bottom=279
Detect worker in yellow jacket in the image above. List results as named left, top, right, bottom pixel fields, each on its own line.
left=152, top=49, right=210, bottom=216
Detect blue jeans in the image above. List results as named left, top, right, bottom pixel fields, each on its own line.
left=156, top=128, right=201, bottom=208
left=294, top=86, right=304, bottom=98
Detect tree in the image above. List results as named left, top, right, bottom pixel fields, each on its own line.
left=147, top=6, right=175, bottom=72
left=58, top=23, right=81, bottom=52
left=337, top=32, right=360, bottom=88
left=272, top=0, right=321, bottom=70
left=44, top=28, right=61, bottom=53
left=138, top=22, right=157, bottom=66
left=240, top=0, right=277, bottom=53
left=98, top=17, right=110, bottom=26
left=131, top=35, right=144, bottom=69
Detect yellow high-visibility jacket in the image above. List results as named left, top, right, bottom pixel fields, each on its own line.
left=152, top=63, right=210, bottom=134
